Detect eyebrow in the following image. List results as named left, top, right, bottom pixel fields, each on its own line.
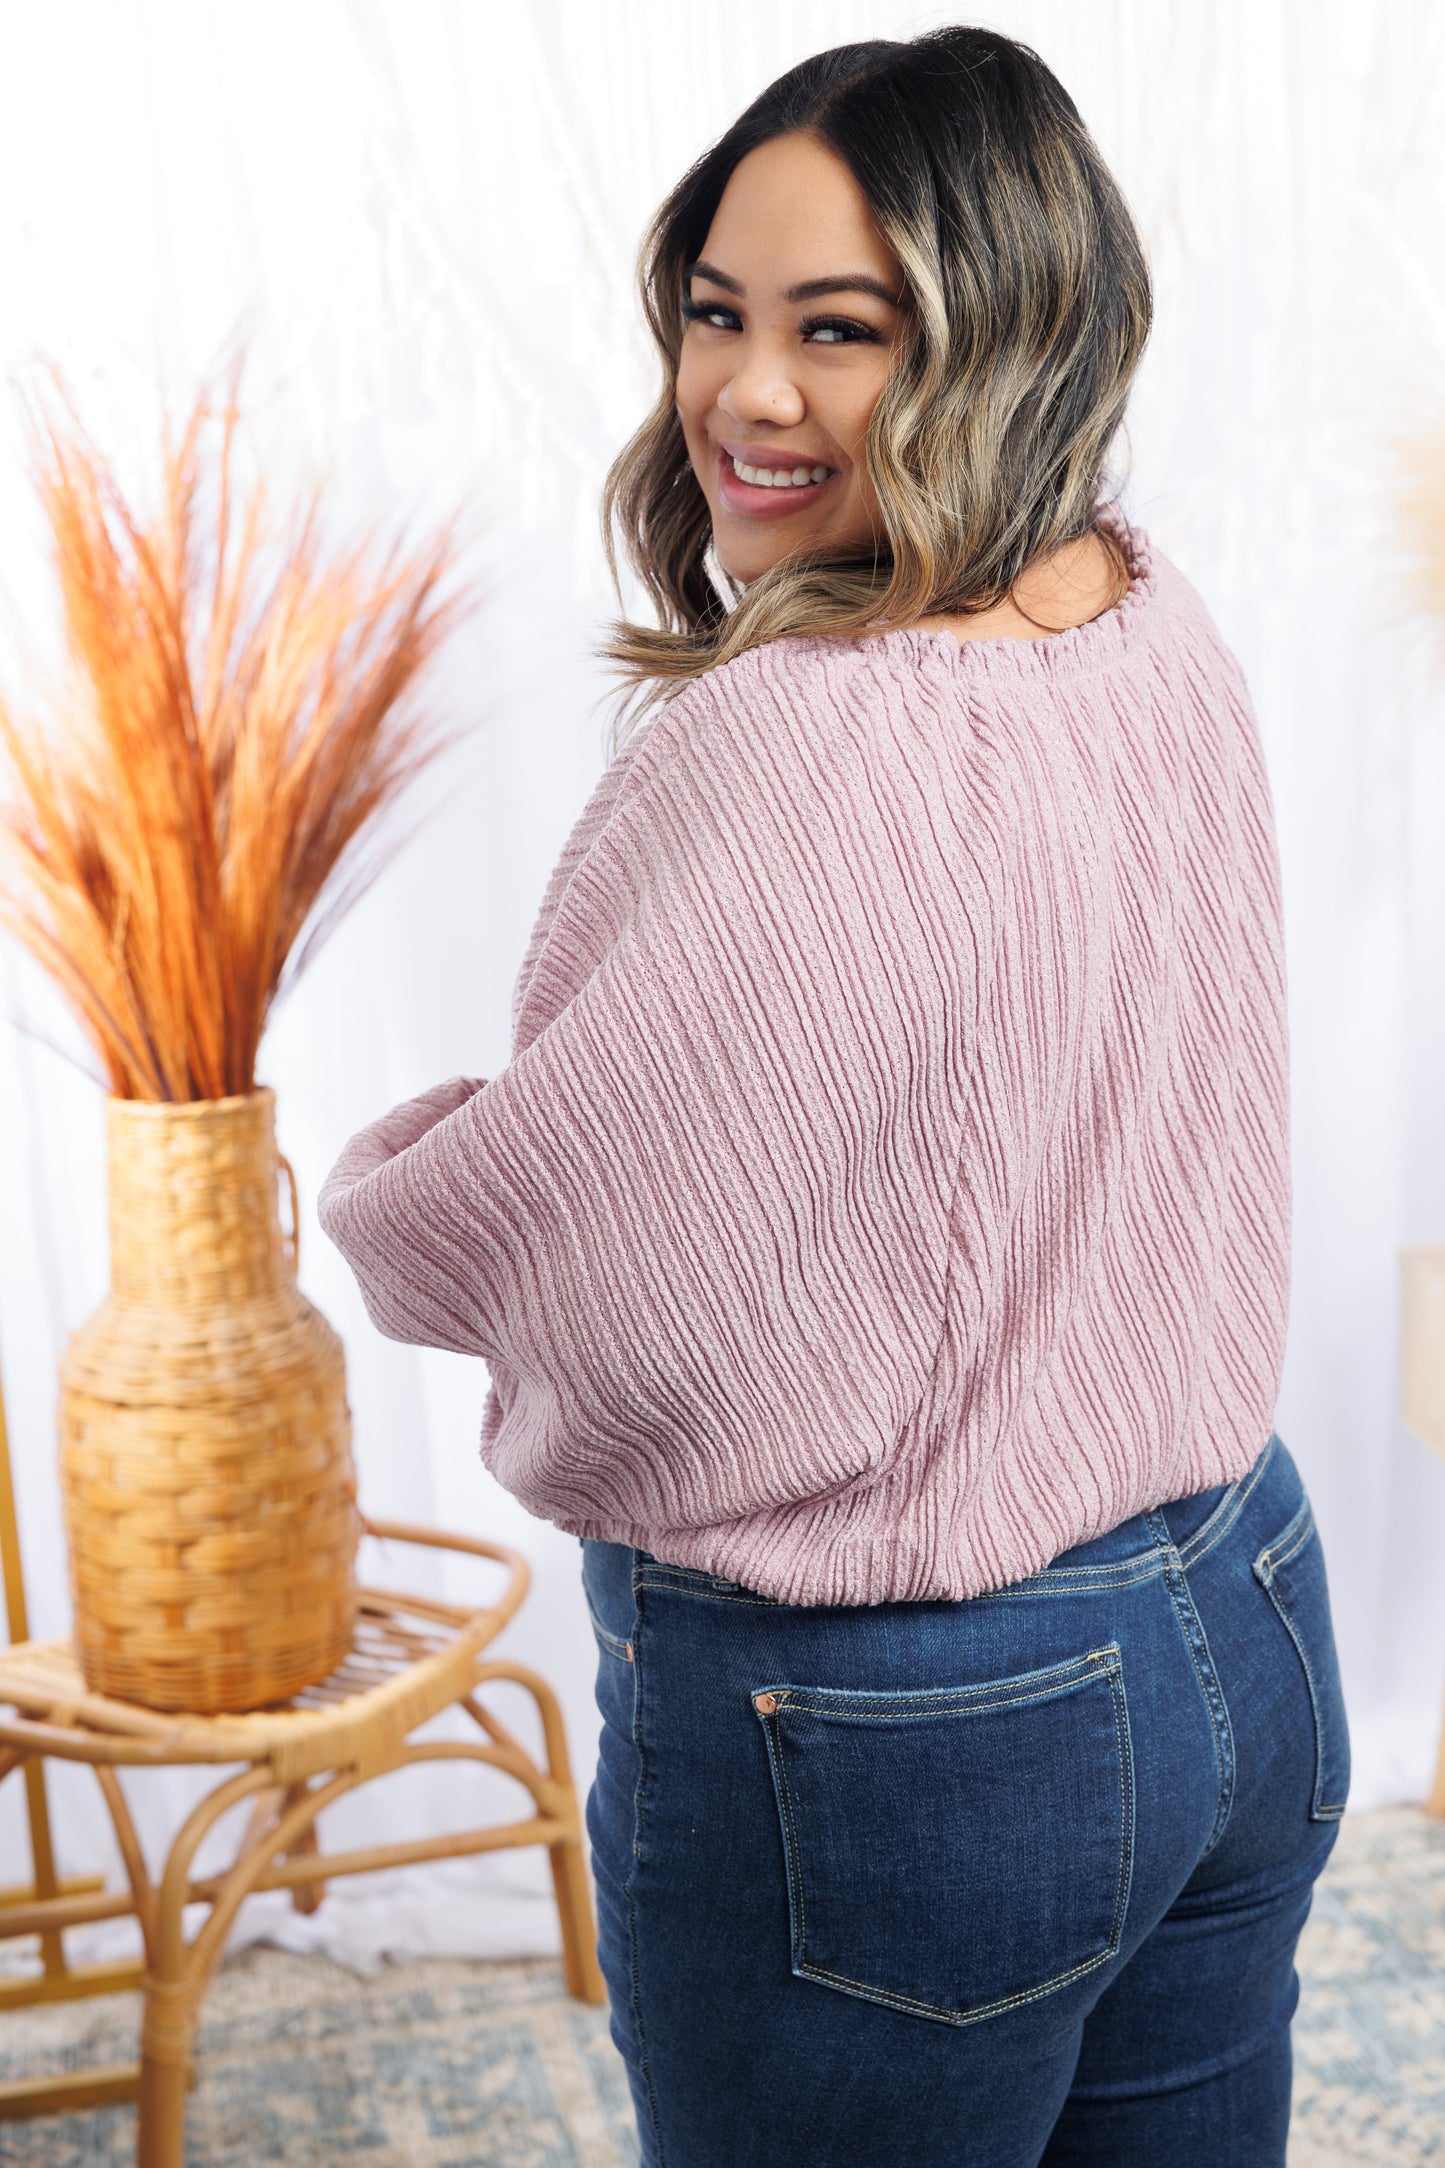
left=683, top=259, right=903, bottom=309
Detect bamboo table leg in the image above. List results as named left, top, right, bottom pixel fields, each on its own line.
left=470, top=1661, right=605, bottom=2004
left=238, top=1781, right=327, bottom=1912
left=136, top=1766, right=275, bottom=2168
left=1, top=1543, right=605, bottom=2157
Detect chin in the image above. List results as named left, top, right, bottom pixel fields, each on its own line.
left=714, top=530, right=814, bottom=588
left=717, top=552, right=777, bottom=587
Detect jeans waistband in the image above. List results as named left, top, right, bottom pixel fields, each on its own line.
left=621, top=1432, right=1283, bottom=1606
left=983, top=1430, right=1273, bottom=1604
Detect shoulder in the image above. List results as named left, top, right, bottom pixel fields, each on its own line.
left=583, top=636, right=983, bottom=954
left=1139, top=536, right=1250, bottom=690
left=514, top=637, right=951, bottom=1035
left=615, top=630, right=956, bottom=819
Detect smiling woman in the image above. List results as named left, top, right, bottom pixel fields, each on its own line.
left=318, top=24, right=1344, bottom=2168
left=673, top=134, right=907, bottom=563
left=600, top=30, right=1145, bottom=721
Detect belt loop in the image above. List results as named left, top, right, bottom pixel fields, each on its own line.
left=1145, top=1507, right=1180, bottom=1566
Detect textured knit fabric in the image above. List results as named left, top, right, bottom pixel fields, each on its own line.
left=317, top=517, right=1290, bottom=1606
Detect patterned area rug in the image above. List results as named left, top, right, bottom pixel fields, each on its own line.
left=3, top=1806, right=1442, bottom=2166
left=1289, top=1807, right=1445, bottom=2165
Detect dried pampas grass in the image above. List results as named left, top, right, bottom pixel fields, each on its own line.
left=0, top=352, right=475, bottom=1101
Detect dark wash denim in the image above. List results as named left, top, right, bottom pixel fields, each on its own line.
left=580, top=1432, right=1349, bottom=2167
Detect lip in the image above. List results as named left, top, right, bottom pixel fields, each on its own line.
left=714, top=441, right=838, bottom=521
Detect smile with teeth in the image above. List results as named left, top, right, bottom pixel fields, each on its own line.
left=729, top=453, right=834, bottom=487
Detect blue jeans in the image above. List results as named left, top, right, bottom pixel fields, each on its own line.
left=580, top=1432, right=1349, bottom=2166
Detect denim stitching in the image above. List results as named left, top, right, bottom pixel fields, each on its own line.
left=756, top=1651, right=1133, bottom=2025
left=1257, top=1590, right=1345, bottom=1819
left=638, top=1560, right=1169, bottom=1607
left=791, top=1656, right=1131, bottom=2026
left=582, top=1587, right=633, bottom=1664
left=988, top=1556, right=1164, bottom=1584
left=755, top=1649, right=1120, bottom=1725
left=1104, top=1652, right=1136, bottom=1954
left=1149, top=1511, right=1236, bottom=1855
left=1176, top=1431, right=1279, bottom=1570
left=637, top=1565, right=752, bottom=1587
left=1271, top=1520, right=1314, bottom=1572
left=969, top=1558, right=1167, bottom=1601
left=635, top=1581, right=781, bottom=1608
left=1254, top=1500, right=1313, bottom=1577
left=637, top=1538, right=1195, bottom=1610
left=794, top=1941, right=1118, bottom=2026
left=622, top=1561, right=667, bottom=2166
left=1252, top=1506, right=1346, bottom=1819
left=771, top=1718, right=810, bottom=1964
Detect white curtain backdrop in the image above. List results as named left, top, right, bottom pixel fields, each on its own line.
left=2, top=0, right=1444, bottom=1973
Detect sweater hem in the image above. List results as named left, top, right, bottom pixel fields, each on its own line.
left=531, top=1425, right=1274, bottom=1609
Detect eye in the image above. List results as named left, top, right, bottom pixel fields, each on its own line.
left=801, top=315, right=881, bottom=345
left=681, top=296, right=741, bottom=332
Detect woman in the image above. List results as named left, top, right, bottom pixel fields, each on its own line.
left=319, top=26, right=1348, bottom=2166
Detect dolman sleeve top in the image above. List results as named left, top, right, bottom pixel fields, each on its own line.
left=317, top=520, right=1290, bottom=1606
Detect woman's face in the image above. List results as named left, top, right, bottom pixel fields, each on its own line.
left=675, top=131, right=907, bottom=587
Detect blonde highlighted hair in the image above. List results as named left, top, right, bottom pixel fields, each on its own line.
left=599, top=24, right=1150, bottom=741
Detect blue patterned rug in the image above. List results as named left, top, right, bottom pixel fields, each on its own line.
left=1289, top=1806, right=1445, bottom=2164
left=3, top=1805, right=1441, bottom=2165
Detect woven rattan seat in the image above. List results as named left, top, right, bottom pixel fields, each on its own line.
left=0, top=1518, right=605, bottom=2167
left=1, top=1575, right=514, bottom=1783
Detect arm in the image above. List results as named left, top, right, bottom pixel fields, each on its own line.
left=317, top=650, right=974, bottom=1528
left=316, top=1073, right=489, bottom=1350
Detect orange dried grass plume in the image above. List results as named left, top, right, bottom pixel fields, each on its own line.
left=0, top=353, right=474, bottom=1100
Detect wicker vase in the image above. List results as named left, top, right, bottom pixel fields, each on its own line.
left=57, top=1088, right=359, bottom=1713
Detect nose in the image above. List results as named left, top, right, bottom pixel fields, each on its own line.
left=716, top=339, right=806, bottom=430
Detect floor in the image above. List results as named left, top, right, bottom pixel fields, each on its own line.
left=1, top=1804, right=1441, bottom=2165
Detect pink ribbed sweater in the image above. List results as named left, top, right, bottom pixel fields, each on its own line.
left=317, top=521, right=1290, bottom=1607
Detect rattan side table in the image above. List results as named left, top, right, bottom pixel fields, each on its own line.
left=0, top=1517, right=606, bottom=2168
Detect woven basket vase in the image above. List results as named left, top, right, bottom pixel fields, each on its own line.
left=58, top=1088, right=359, bottom=1713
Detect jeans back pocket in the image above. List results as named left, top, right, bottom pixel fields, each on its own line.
left=752, top=1644, right=1134, bottom=2027
left=1253, top=1501, right=1350, bottom=1820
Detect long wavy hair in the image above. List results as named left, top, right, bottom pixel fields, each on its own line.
left=599, top=25, right=1151, bottom=741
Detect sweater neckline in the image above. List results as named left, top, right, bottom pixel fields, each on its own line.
left=828, top=503, right=1157, bottom=687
